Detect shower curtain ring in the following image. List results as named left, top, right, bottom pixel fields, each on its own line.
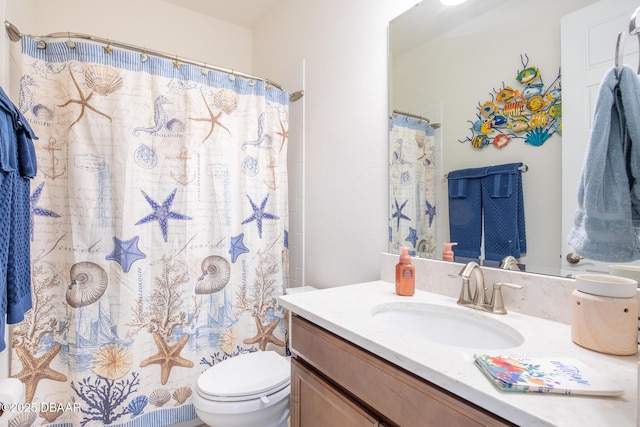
left=201, top=63, right=208, bottom=76
left=173, top=56, right=180, bottom=69
left=104, top=39, right=113, bottom=55
left=140, top=50, right=148, bottom=62
left=65, top=32, right=75, bottom=49
left=229, top=70, right=235, bottom=82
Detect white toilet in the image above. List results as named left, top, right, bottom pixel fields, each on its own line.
left=193, top=350, right=291, bottom=427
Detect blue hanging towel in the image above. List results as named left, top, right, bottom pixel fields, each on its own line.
left=447, top=166, right=489, bottom=259
left=0, top=86, right=38, bottom=352
left=482, top=162, right=526, bottom=262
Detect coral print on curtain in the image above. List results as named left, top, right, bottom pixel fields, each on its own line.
left=389, top=114, right=437, bottom=258
left=11, top=35, right=289, bottom=426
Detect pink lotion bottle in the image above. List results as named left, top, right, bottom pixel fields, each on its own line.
left=442, top=242, right=458, bottom=262
left=395, top=247, right=415, bottom=296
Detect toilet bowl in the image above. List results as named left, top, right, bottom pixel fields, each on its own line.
left=193, top=350, right=291, bottom=427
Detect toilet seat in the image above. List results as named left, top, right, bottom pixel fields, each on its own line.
left=196, top=351, right=290, bottom=402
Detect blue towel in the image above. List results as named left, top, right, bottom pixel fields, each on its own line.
left=0, top=86, right=37, bottom=177
left=448, top=163, right=526, bottom=261
left=482, top=163, right=526, bottom=261
left=568, top=65, right=640, bottom=261
left=0, top=87, right=37, bottom=352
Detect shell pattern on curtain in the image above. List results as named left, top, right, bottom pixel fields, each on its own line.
left=389, top=114, right=437, bottom=258
left=10, top=36, right=289, bottom=427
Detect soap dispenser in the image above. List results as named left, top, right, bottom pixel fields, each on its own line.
left=442, top=242, right=457, bottom=262
left=395, top=247, right=415, bottom=296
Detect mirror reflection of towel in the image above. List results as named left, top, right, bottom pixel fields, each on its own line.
left=483, top=163, right=526, bottom=261
left=448, top=169, right=484, bottom=259
left=448, top=163, right=526, bottom=261
left=568, top=65, right=640, bottom=262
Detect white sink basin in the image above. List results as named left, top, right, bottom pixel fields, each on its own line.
left=371, top=302, right=524, bottom=349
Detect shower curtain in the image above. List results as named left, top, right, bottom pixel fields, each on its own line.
left=10, top=35, right=289, bottom=426
left=389, top=114, right=437, bottom=258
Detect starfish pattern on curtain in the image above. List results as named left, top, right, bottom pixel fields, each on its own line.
left=11, top=35, right=290, bottom=427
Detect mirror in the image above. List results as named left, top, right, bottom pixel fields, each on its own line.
left=388, top=0, right=597, bottom=276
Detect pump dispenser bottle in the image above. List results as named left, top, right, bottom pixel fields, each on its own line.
left=395, top=247, right=415, bottom=296
left=442, top=242, right=458, bottom=262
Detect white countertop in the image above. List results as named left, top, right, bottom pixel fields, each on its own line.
left=279, top=281, right=639, bottom=427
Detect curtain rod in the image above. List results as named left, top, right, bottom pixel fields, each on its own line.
left=4, top=20, right=302, bottom=101
left=391, top=109, right=441, bottom=129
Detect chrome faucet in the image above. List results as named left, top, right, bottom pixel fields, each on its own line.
left=449, top=262, right=488, bottom=307
left=499, top=255, right=521, bottom=271
left=449, top=262, right=523, bottom=314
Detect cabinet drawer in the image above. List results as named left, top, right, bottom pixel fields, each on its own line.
left=291, top=315, right=514, bottom=427
left=291, top=357, right=381, bottom=427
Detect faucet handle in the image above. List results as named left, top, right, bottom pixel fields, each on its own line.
left=449, top=272, right=472, bottom=305
left=490, top=282, right=523, bottom=314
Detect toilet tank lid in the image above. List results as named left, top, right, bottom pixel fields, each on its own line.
left=197, top=350, right=290, bottom=398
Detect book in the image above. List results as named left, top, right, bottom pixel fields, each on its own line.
left=473, top=354, right=624, bottom=396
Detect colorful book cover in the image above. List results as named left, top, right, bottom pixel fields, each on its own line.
left=473, top=354, right=624, bottom=396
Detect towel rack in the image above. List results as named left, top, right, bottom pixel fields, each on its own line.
left=443, top=164, right=528, bottom=179
left=614, top=6, right=640, bottom=78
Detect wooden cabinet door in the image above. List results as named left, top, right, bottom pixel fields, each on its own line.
left=291, top=357, right=380, bottom=427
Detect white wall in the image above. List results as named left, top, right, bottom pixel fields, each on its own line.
left=283, top=61, right=305, bottom=288
left=252, top=0, right=416, bottom=288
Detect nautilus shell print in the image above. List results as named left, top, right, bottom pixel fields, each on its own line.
left=84, top=65, right=124, bottom=96
left=195, top=255, right=231, bottom=294
left=213, top=89, right=238, bottom=115
left=66, top=261, right=109, bottom=308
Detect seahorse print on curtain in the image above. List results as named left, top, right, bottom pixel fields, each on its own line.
left=11, top=35, right=289, bottom=427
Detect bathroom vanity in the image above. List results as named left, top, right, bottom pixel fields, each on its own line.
left=290, top=315, right=513, bottom=426
left=279, top=281, right=638, bottom=426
